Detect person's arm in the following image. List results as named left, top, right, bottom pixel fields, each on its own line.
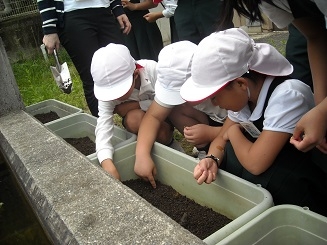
left=96, top=100, right=120, bottom=179
left=135, top=101, right=172, bottom=188
left=110, top=0, right=132, bottom=34
left=37, top=0, right=61, bottom=53
left=162, top=0, right=177, bottom=18
left=122, top=0, right=157, bottom=11
left=143, top=11, right=164, bottom=22
left=194, top=117, right=235, bottom=184
left=225, top=125, right=289, bottom=174
left=290, top=97, right=327, bottom=153
left=292, top=17, right=327, bottom=105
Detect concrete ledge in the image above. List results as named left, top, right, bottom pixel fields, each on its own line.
left=0, top=110, right=204, bottom=244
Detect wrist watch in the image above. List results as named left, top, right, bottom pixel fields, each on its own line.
left=204, top=154, right=220, bottom=167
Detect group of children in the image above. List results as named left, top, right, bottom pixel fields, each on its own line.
left=90, top=27, right=327, bottom=216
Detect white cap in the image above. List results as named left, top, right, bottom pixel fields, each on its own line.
left=180, top=28, right=293, bottom=102
left=91, top=43, right=135, bottom=101
left=155, top=41, right=197, bottom=105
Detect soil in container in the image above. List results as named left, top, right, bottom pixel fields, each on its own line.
left=64, top=137, right=96, bottom=156
left=34, top=111, right=60, bottom=124
left=123, top=179, right=232, bottom=239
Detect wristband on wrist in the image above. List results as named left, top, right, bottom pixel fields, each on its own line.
left=204, top=154, right=220, bottom=167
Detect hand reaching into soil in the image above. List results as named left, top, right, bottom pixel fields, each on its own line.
left=101, top=159, right=121, bottom=180
left=134, top=155, right=157, bottom=188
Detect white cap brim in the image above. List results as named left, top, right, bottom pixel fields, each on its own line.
left=155, top=81, right=185, bottom=105
left=94, top=75, right=133, bottom=101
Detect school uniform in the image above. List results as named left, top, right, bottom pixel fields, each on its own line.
left=95, top=59, right=157, bottom=164
left=123, top=0, right=163, bottom=61
left=160, top=0, right=179, bottom=43
left=174, top=0, right=233, bottom=44
left=221, top=76, right=327, bottom=216
left=260, top=0, right=327, bottom=174
left=260, top=0, right=326, bottom=29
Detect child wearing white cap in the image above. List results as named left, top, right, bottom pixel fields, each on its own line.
left=218, top=0, right=327, bottom=167
left=91, top=43, right=173, bottom=180
left=134, top=41, right=227, bottom=188
left=180, top=28, right=327, bottom=216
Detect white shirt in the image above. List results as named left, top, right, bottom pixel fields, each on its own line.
left=161, top=0, right=178, bottom=18
left=193, top=99, right=227, bottom=123
left=64, top=0, right=111, bottom=12
left=228, top=76, right=315, bottom=134
left=96, top=60, right=157, bottom=163
left=260, top=0, right=327, bottom=29
left=154, top=96, right=227, bottom=124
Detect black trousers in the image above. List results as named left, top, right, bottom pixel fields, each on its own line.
left=59, top=8, right=124, bottom=117
left=174, top=0, right=233, bottom=44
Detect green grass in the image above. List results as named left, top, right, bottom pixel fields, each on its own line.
left=12, top=49, right=89, bottom=112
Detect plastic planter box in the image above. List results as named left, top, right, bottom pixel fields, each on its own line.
left=26, top=99, right=83, bottom=120
left=217, top=204, right=327, bottom=245
left=45, top=113, right=136, bottom=158
left=90, top=141, right=273, bottom=244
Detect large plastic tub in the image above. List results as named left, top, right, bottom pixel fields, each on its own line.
left=217, top=204, right=327, bottom=245
left=90, top=141, right=273, bottom=244
left=26, top=99, right=83, bottom=121
left=45, top=113, right=136, bottom=159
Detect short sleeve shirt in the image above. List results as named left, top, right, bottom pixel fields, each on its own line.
left=260, top=0, right=326, bottom=28
left=228, top=76, right=315, bottom=134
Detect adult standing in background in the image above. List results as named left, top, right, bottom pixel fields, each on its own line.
left=122, top=0, right=163, bottom=61
left=173, top=0, right=234, bottom=44
left=37, top=0, right=131, bottom=117
left=143, top=0, right=179, bottom=43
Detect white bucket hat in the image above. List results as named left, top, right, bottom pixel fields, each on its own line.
left=155, top=41, right=197, bottom=105
left=180, top=28, right=293, bottom=102
left=91, top=43, right=136, bottom=101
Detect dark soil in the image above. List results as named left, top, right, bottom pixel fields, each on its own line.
left=123, top=179, right=232, bottom=239
left=64, top=137, right=95, bottom=156
left=34, top=111, right=60, bottom=124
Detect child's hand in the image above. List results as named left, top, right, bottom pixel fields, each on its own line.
left=193, top=158, right=218, bottom=184
left=134, top=154, right=157, bottom=188
left=184, top=124, right=211, bottom=146
left=121, top=0, right=136, bottom=10
left=290, top=104, right=327, bottom=153
left=101, top=159, right=121, bottom=180
left=143, top=12, right=156, bottom=22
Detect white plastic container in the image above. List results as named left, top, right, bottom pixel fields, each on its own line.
left=217, top=204, right=327, bottom=245
left=45, top=113, right=136, bottom=158
left=26, top=99, right=82, bottom=121
left=90, top=141, right=274, bottom=244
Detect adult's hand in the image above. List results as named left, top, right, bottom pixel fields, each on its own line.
left=43, top=33, right=60, bottom=54
left=117, top=14, right=132, bottom=34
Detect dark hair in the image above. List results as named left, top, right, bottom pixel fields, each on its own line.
left=218, top=0, right=266, bottom=30
left=241, top=70, right=265, bottom=82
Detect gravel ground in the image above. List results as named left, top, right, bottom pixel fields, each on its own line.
left=249, top=31, right=289, bottom=56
